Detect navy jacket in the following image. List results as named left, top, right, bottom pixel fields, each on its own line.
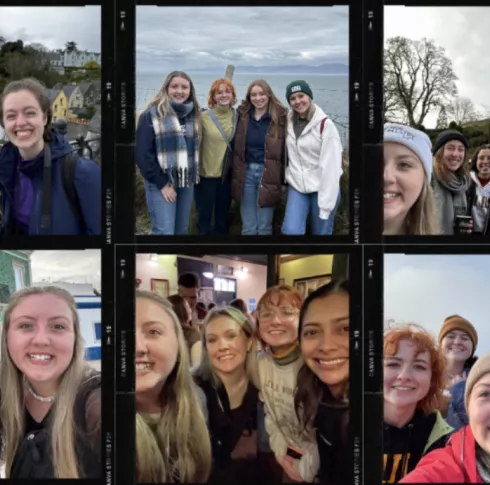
left=0, top=131, right=101, bottom=235
left=446, top=370, right=470, bottom=431
left=136, top=110, right=169, bottom=189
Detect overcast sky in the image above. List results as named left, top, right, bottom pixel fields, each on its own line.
left=385, top=254, right=490, bottom=357
left=385, top=7, right=490, bottom=127
left=0, top=6, right=100, bottom=52
left=31, top=250, right=101, bottom=292
left=136, top=6, right=349, bottom=72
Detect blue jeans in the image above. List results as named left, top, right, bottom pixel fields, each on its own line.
left=194, top=175, right=231, bottom=235
left=144, top=180, right=193, bottom=235
left=240, top=163, right=275, bottom=235
left=282, top=185, right=341, bottom=235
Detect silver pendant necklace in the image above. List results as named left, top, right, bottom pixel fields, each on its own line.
left=25, top=378, right=55, bottom=403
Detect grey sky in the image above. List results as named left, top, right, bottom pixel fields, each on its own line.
left=0, top=6, right=100, bottom=52
left=385, top=7, right=490, bottom=126
left=31, top=250, right=101, bottom=292
left=385, top=254, right=490, bottom=357
left=136, top=6, right=349, bottom=72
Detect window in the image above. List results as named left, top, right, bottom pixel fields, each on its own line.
left=13, top=263, right=25, bottom=291
left=54, top=104, right=57, bottom=111
left=94, top=322, right=102, bottom=341
left=214, top=277, right=236, bottom=293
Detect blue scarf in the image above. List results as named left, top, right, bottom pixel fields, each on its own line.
left=150, top=99, right=200, bottom=187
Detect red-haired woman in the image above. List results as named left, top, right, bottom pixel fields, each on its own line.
left=231, top=80, right=287, bottom=235
left=194, top=79, right=238, bottom=235
left=383, top=324, right=453, bottom=483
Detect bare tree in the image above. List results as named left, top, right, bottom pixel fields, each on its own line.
left=436, top=105, right=448, bottom=129
left=447, top=97, right=479, bottom=125
left=384, top=37, right=458, bottom=127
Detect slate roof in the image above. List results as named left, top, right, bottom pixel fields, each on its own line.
left=45, top=89, right=61, bottom=104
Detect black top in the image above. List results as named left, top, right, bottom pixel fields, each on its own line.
left=195, top=377, right=263, bottom=483
left=8, top=374, right=101, bottom=479
left=383, top=409, right=451, bottom=483
left=315, top=384, right=350, bottom=485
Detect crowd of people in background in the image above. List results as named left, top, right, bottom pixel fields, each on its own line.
left=135, top=272, right=350, bottom=483
left=136, top=71, right=344, bottom=236
left=384, top=123, right=490, bottom=236
left=384, top=316, right=490, bottom=483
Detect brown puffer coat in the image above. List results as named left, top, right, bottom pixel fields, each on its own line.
left=231, top=104, right=288, bottom=208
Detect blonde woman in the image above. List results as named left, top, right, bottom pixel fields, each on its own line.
left=136, top=72, right=202, bottom=235
left=193, top=307, right=263, bottom=483
left=135, top=290, right=212, bottom=483
left=431, top=130, right=472, bottom=235
left=231, top=80, right=288, bottom=235
left=0, top=286, right=101, bottom=478
left=384, top=123, right=439, bottom=235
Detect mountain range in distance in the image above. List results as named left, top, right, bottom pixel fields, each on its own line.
left=186, top=63, right=348, bottom=75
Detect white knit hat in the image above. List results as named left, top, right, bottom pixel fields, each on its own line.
left=384, top=123, right=433, bottom=179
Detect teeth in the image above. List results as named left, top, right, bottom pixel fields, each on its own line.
left=394, top=387, right=413, bottom=391
left=29, top=354, right=52, bottom=361
left=136, top=363, right=152, bottom=371
left=269, top=331, right=284, bottom=335
left=16, top=131, right=32, bottom=137
left=384, top=193, right=398, bottom=199
left=219, top=355, right=234, bottom=361
left=318, top=358, right=345, bottom=365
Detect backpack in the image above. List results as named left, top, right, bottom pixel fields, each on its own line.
left=320, top=117, right=328, bottom=135
left=60, top=151, right=85, bottom=231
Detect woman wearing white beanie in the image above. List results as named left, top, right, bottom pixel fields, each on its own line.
left=383, top=124, right=440, bottom=235
left=401, top=351, right=490, bottom=483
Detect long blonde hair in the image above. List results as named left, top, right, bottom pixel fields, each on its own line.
left=135, top=291, right=211, bottom=483
left=240, top=79, right=286, bottom=142
left=193, top=307, right=256, bottom=388
left=0, top=286, right=92, bottom=478
left=139, top=71, right=202, bottom=140
left=401, top=178, right=440, bottom=235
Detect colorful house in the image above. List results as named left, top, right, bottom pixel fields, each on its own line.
left=78, top=80, right=101, bottom=107
left=0, top=250, right=32, bottom=317
left=63, top=84, right=84, bottom=109
left=46, top=88, right=68, bottom=121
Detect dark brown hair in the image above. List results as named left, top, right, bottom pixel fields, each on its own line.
left=0, top=78, right=52, bottom=140
left=167, top=294, right=190, bottom=327
left=470, top=144, right=490, bottom=174
left=294, top=280, right=350, bottom=431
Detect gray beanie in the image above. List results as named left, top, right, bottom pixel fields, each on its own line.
left=384, top=123, right=433, bottom=179
left=464, top=351, right=490, bottom=412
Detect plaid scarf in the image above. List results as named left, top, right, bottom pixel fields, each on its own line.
left=150, top=101, right=200, bottom=187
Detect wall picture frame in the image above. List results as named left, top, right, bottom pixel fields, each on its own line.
left=293, top=274, right=331, bottom=299
left=150, top=278, right=169, bottom=298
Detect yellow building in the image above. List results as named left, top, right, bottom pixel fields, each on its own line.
left=46, top=88, right=68, bottom=121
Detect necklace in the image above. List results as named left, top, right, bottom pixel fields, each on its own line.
left=25, top=378, right=55, bottom=403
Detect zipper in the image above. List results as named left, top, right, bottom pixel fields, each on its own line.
left=257, top=121, right=271, bottom=208
left=295, top=123, right=308, bottom=194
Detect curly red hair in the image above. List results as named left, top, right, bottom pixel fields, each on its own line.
left=207, top=79, right=237, bottom=108
left=384, top=323, right=445, bottom=414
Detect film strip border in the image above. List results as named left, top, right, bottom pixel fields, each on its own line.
left=115, top=243, right=363, bottom=485
left=114, top=0, right=362, bottom=245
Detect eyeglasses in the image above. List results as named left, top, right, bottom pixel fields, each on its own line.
left=257, top=307, right=299, bottom=321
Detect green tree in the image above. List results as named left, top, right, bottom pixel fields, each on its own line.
left=65, top=41, right=78, bottom=54
left=384, top=37, right=458, bottom=127
left=78, top=105, right=96, bottom=120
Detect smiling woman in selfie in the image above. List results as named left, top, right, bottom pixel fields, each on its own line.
left=294, top=280, right=350, bottom=484
left=136, top=71, right=202, bottom=235
left=383, top=123, right=439, bottom=235
left=193, top=307, right=261, bottom=483
left=0, top=286, right=101, bottom=479
left=255, top=285, right=319, bottom=482
left=468, top=144, right=490, bottom=235
left=135, top=290, right=212, bottom=483
left=431, top=130, right=472, bottom=235
left=0, top=78, right=101, bottom=235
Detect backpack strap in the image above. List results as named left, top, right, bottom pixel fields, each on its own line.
left=60, top=152, right=85, bottom=231
left=207, top=109, right=237, bottom=152
left=41, top=144, right=52, bottom=231
left=320, top=117, right=328, bottom=135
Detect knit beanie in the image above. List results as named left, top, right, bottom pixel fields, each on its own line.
left=438, top=315, right=478, bottom=354
left=464, top=351, right=490, bottom=412
left=384, top=123, right=433, bottom=179
left=432, top=129, right=469, bottom=155
left=285, top=80, right=313, bottom=104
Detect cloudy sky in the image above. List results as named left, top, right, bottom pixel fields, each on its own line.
left=385, top=7, right=490, bottom=127
left=136, top=6, right=349, bottom=72
left=0, top=6, right=100, bottom=52
left=31, top=250, right=101, bottom=292
left=385, top=254, right=490, bottom=356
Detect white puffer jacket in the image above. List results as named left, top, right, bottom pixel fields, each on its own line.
left=286, top=105, right=343, bottom=220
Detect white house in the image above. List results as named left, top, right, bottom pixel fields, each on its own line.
left=63, top=50, right=101, bottom=68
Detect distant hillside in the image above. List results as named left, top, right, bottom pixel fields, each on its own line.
left=187, top=63, right=348, bottom=75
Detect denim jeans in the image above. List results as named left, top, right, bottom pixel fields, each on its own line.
left=240, top=163, right=275, bottom=235
left=144, top=180, right=193, bottom=235
left=194, top=175, right=231, bottom=235
left=282, top=185, right=341, bottom=235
